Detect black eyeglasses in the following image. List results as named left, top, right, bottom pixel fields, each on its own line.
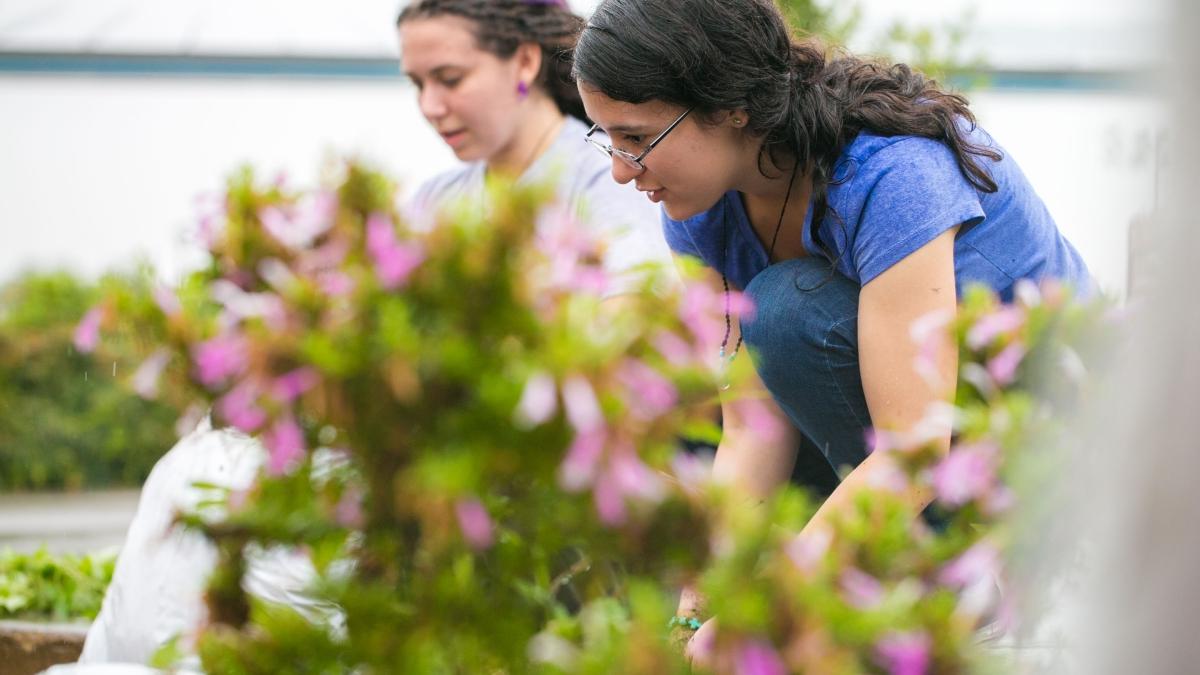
left=584, top=107, right=693, bottom=173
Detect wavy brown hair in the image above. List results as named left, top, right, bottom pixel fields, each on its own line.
left=573, top=0, right=1001, bottom=254
left=398, top=0, right=587, bottom=121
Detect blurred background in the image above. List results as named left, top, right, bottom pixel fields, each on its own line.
left=0, top=0, right=1165, bottom=558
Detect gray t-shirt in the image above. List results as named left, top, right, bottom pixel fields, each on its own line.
left=407, top=116, right=675, bottom=294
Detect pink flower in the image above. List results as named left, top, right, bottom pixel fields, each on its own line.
left=840, top=567, right=884, bottom=609
left=259, top=192, right=335, bottom=250
left=679, top=284, right=726, bottom=355
left=192, top=334, right=248, bottom=387
left=616, top=358, right=677, bottom=420
left=265, top=416, right=305, bottom=475
left=932, top=442, right=998, bottom=507
left=367, top=212, right=424, bottom=289
left=153, top=285, right=182, bottom=317
left=938, top=541, right=1000, bottom=589
left=558, top=429, right=606, bottom=491
left=272, top=367, right=319, bottom=403
left=174, top=403, right=206, bottom=437
left=562, top=375, right=603, bottom=433
left=514, top=371, right=557, bottom=428
left=455, top=497, right=495, bottom=550
left=535, top=206, right=609, bottom=294
left=131, top=348, right=171, bottom=399
left=610, top=449, right=666, bottom=503
left=298, top=238, right=351, bottom=275
left=652, top=330, right=692, bottom=367
left=73, top=306, right=103, bottom=353
left=317, top=270, right=355, bottom=297
left=592, top=469, right=626, bottom=526
left=910, top=308, right=952, bottom=387
left=257, top=258, right=298, bottom=293
left=966, top=306, right=1024, bottom=350
left=875, top=630, right=931, bottom=675
left=735, top=639, right=786, bottom=675
left=785, top=528, right=832, bottom=575
left=1014, top=279, right=1041, bottom=308
left=986, top=341, right=1026, bottom=387
left=740, top=398, right=787, bottom=446
left=209, top=280, right=288, bottom=328
left=334, top=488, right=365, bottom=529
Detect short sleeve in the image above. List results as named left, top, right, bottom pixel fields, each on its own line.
left=850, top=138, right=986, bottom=285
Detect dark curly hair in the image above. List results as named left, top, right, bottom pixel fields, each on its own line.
left=573, top=0, right=1001, bottom=254
left=397, top=0, right=587, bottom=122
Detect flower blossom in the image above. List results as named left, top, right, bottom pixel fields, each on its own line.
left=455, top=497, right=495, bottom=550
left=735, top=639, right=787, bottom=675
left=73, top=306, right=103, bottom=353
left=272, top=367, right=319, bottom=403
left=366, top=212, right=424, bottom=289
left=840, top=567, right=884, bottom=609
left=265, top=416, right=306, bottom=476
left=558, top=429, right=605, bottom=492
left=561, top=375, right=603, bottom=433
left=986, top=341, right=1026, bottom=386
left=259, top=191, right=336, bottom=250
left=931, top=442, right=998, bottom=508
left=938, top=541, right=1001, bottom=589
left=966, top=306, right=1024, bottom=350
left=785, top=528, right=832, bottom=575
left=616, top=358, right=678, bottom=420
left=153, top=285, right=182, bottom=317
left=514, top=371, right=557, bottom=428
left=535, top=205, right=609, bottom=295
left=192, top=333, right=248, bottom=387
left=875, top=630, right=931, bottom=675
left=334, top=487, right=365, bottom=529
left=131, top=348, right=171, bottom=399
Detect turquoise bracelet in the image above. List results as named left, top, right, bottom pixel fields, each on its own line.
left=667, top=616, right=704, bottom=631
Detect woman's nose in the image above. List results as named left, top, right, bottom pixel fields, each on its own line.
left=418, top=87, right=447, bottom=119
left=610, top=157, right=642, bottom=185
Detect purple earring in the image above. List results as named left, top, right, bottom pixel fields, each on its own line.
left=517, top=81, right=529, bottom=99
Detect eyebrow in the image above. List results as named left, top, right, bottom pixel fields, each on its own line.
left=404, top=64, right=464, bottom=80
left=603, top=124, right=651, bottom=135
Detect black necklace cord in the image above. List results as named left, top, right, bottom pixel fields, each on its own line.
left=720, top=159, right=802, bottom=363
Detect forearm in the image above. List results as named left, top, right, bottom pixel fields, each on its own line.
left=799, top=441, right=942, bottom=540
left=710, top=429, right=798, bottom=501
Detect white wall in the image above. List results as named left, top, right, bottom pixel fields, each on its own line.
left=0, top=75, right=1161, bottom=296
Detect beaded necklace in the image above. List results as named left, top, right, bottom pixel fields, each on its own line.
left=719, top=159, right=801, bottom=362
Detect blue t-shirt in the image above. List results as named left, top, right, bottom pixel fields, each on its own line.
left=663, top=126, right=1091, bottom=301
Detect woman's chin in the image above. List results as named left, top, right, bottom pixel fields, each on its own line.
left=662, top=199, right=704, bottom=222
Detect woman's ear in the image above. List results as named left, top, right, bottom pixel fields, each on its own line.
left=727, top=109, right=749, bottom=128
left=513, top=42, right=544, bottom=92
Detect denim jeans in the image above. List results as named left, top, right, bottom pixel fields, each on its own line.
left=741, top=257, right=873, bottom=497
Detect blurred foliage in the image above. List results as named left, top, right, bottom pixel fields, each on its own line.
left=777, top=0, right=986, bottom=86
left=0, top=270, right=181, bottom=490
left=88, top=160, right=1117, bottom=673
left=0, top=547, right=116, bottom=621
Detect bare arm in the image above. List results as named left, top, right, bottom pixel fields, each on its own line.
left=801, top=226, right=960, bottom=536
left=677, top=266, right=800, bottom=617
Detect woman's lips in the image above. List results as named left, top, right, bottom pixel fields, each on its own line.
left=440, top=129, right=467, bottom=147
left=643, top=188, right=667, bottom=203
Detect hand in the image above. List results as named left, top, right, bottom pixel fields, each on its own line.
left=685, top=617, right=718, bottom=668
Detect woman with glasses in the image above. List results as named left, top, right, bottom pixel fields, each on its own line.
left=399, top=0, right=672, bottom=292
left=573, top=0, right=1092, bottom=655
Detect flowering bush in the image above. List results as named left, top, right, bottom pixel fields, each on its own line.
left=86, top=161, right=1114, bottom=673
